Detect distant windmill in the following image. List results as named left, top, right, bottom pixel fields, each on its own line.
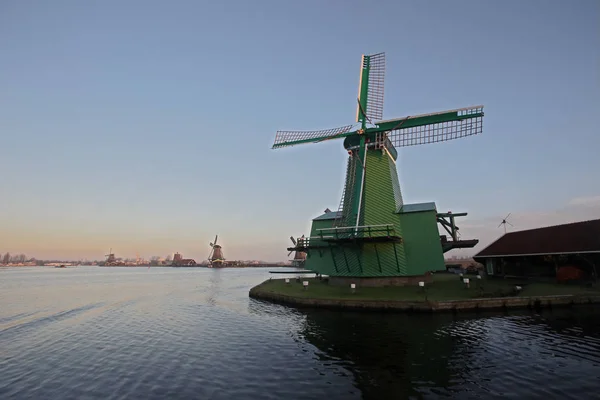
left=208, top=235, right=225, bottom=267
left=498, top=213, right=513, bottom=234
left=288, top=235, right=307, bottom=268
left=105, top=248, right=116, bottom=263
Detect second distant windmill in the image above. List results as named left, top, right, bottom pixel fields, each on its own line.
left=288, top=235, right=307, bottom=268
left=208, top=235, right=225, bottom=267
left=498, top=213, right=513, bottom=234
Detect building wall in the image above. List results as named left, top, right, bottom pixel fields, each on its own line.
left=304, top=150, right=450, bottom=278
left=305, top=218, right=339, bottom=275
left=482, top=253, right=600, bottom=281
left=359, top=149, right=408, bottom=276
left=399, top=210, right=445, bottom=274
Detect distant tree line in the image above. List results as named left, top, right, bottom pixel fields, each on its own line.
left=1, top=253, right=30, bottom=263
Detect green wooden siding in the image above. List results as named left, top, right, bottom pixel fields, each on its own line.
left=339, top=155, right=359, bottom=227
left=360, top=149, right=407, bottom=275
left=398, top=210, right=445, bottom=274
left=305, top=218, right=336, bottom=275
left=303, top=149, right=447, bottom=278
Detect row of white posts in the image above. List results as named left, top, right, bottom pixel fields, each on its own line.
left=285, top=278, right=356, bottom=292
left=284, top=275, right=482, bottom=291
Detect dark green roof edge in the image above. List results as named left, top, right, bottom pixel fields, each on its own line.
left=313, top=211, right=341, bottom=221
left=397, top=202, right=437, bottom=214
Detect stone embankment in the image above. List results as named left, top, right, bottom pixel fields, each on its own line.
left=249, top=280, right=600, bottom=313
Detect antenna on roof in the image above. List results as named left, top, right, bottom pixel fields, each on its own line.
left=498, top=213, right=513, bottom=234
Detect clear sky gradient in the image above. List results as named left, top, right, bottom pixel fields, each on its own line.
left=1, top=0, right=599, bottom=261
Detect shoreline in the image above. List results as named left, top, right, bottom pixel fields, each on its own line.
left=249, top=278, right=600, bottom=313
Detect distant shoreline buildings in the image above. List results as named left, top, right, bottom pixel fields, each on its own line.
left=1, top=249, right=477, bottom=268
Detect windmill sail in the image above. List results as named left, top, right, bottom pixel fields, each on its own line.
left=272, top=125, right=354, bottom=149
left=359, top=52, right=385, bottom=123
left=379, top=106, right=484, bottom=148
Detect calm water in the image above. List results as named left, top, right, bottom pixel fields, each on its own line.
left=1, top=267, right=600, bottom=399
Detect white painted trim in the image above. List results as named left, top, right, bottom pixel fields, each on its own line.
left=356, top=55, right=365, bottom=123
left=306, top=236, right=335, bottom=240
left=317, top=224, right=394, bottom=231
left=383, top=145, right=396, bottom=164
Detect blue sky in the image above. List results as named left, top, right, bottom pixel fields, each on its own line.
left=1, top=0, right=598, bottom=261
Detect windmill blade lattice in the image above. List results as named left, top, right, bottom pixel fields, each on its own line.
left=363, top=52, right=385, bottom=122
left=272, top=125, right=355, bottom=149
left=381, top=106, right=484, bottom=148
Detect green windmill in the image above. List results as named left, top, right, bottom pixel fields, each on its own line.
left=274, top=52, right=484, bottom=285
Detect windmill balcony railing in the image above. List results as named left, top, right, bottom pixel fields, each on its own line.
left=288, top=225, right=402, bottom=253
left=315, top=224, right=402, bottom=243
left=288, top=237, right=325, bottom=252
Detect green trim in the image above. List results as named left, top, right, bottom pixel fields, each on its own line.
left=370, top=111, right=484, bottom=133
left=392, top=242, right=401, bottom=272
left=437, top=212, right=467, bottom=217
left=373, top=243, right=382, bottom=273
left=342, top=111, right=483, bottom=150
left=328, top=243, right=339, bottom=273
left=357, top=55, right=370, bottom=125
left=271, top=129, right=359, bottom=149
left=353, top=244, right=363, bottom=273
left=341, top=246, right=351, bottom=273
left=271, top=109, right=483, bottom=149
left=350, top=136, right=366, bottom=230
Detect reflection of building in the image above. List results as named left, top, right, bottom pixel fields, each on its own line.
left=474, top=219, right=600, bottom=282
left=172, top=252, right=196, bottom=267
left=297, top=309, right=457, bottom=398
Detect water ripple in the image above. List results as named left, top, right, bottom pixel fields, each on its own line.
left=1, top=267, right=599, bottom=399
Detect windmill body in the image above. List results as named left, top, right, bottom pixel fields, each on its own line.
left=104, top=248, right=124, bottom=266
left=289, top=235, right=307, bottom=268
left=276, top=52, right=483, bottom=283
left=208, top=235, right=226, bottom=267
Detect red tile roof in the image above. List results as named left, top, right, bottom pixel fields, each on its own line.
left=474, top=219, right=600, bottom=258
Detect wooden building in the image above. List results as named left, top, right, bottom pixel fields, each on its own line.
left=473, top=219, right=600, bottom=282
left=172, top=252, right=196, bottom=266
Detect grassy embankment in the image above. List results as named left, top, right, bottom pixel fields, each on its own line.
left=254, top=273, right=600, bottom=302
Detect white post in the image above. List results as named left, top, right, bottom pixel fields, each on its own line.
left=350, top=283, right=356, bottom=293
left=303, top=281, right=309, bottom=290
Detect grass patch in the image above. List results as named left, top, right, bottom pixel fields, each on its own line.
left=256, top=274, right=600, bottom=303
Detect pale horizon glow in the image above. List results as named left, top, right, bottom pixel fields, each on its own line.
left=1, top=0, right=599, bottom=262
